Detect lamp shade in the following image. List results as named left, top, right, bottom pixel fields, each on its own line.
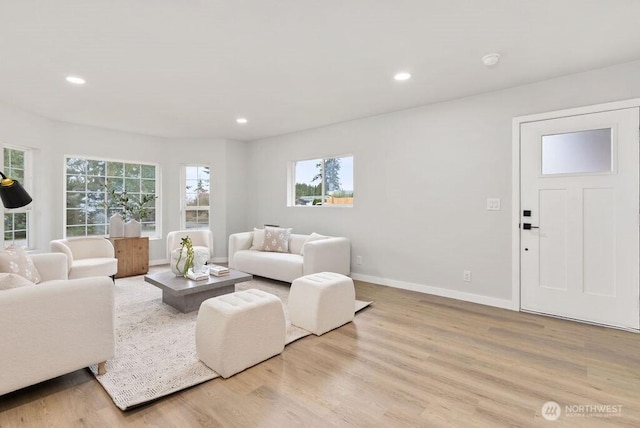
left=0, top=173, right=32, bottom=209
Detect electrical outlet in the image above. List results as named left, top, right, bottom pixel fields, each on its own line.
left=486, top=198, right=501, bottom=211
left=356, top=256, right=362, bottom=265
left=463, top=270, right=472, bottom=282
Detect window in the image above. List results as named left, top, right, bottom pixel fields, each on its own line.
left=542, top=128, right=613, bottom=175
left=65, top=156, right=158, bottom=237
left=3, top=147, right=31, bottom=247
left=182, top=165, right=210, bottom=229
left=290, top=156, right=353, bottom=206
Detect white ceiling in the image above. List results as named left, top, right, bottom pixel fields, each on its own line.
left=1, top=0, right=640, bottom=141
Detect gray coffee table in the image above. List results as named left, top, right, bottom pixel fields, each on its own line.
left=144, top=269, right=253, bottom=313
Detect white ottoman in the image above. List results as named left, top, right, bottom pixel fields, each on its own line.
left=196, top=289, right=285, bottom=378
left=289, top=272, right=355, bottom=336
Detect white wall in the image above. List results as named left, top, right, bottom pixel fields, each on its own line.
left=3, top=59, right=640, bottom=307
left=0, top=104, right=248, bottom=262
left=246, top=60, right=640, bottom=307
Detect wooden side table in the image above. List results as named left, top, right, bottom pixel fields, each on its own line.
left=109, top=237, right=149, bottom=278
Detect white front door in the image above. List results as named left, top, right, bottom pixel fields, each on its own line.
left=520, top=107, right=640, bottom=330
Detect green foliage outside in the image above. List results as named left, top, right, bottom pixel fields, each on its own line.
left=4, top=148, right=28, bottom=244
left=184, top=166, right=210, bottom=228
left=331, top=189, right=354, bottom=198
left=105, top=184, right=157, bottom=221
left=295, top=182, right=321, bottom=197
left=186, top=179, right=210, bottom=207
left=295, top=157, right=350, bottom=205
left=312, top=158, right=341, bottom=191
left=65, top=157, right=158, bottom=236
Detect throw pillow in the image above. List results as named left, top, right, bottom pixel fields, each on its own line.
left=0, top=246, right=42, bottom=284
left=0, top=273, right=35, bottom=290
left=250, top=228, right=265, bottom=250
left=300, top=232, right=329, bottom=256
left=262, top=226, right=292, bottom=253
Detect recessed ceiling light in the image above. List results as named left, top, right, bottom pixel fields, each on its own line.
left=481, top=53, right=501, bottom=67
left=394, top=72, right=411, bottom=81
left=65, top=75, right=86, bottom=85
left=236, top=117, right=248, bottom=124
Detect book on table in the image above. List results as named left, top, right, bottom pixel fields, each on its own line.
left=209, top=264, right=229, bottom=276
left=186, top=269, right=209, bottom=281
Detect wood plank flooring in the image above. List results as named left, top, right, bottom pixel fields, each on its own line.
left=1, top=279, right=639, bottom=427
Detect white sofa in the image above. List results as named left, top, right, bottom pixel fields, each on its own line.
left=228, top=231, right=351, bottom=283
left=0, top=253, right=115, bottom=396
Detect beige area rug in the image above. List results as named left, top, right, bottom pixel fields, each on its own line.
left=90, top=274, right=371, bottom=411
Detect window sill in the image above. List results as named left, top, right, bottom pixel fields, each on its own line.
left=288, top=204, right=353, bottom=208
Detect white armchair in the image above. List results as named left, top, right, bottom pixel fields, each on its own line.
left=0, top=253, right=115, bottom=395
left=50, top=237, right=118, bottom=280
left=166, top=230, right=214, bottom=261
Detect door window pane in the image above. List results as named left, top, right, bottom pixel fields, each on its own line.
left=541, top=128, right=612, bottom=175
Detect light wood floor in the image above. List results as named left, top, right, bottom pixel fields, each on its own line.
left=1, top=279, right=639, bottom=427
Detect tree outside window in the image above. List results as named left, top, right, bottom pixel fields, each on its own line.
left=3, top=147, right=30, bottom=247
left=293, top=156, right=353, bottom=206
left=65, top=157, right=158, bottom=237
left=183, top=165, right=210, bottom=229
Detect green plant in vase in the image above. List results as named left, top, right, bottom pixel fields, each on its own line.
left=104, top=184, right=157, bottom=221
left=103, top=183, right=158, bottom=237
left=173, top=236, right=194, bottom=277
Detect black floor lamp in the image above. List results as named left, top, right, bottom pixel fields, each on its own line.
left=0, top=172, right=32, bottom=208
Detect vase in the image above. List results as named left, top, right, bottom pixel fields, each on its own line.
left=109, top=214, right=124, bottom=238
left=170, top=248, right=191, bottom=276
left=124, top=219, right=141, bottom=237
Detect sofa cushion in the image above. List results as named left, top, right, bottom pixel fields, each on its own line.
left=250, top=228, right=265, bottom=250
left=300, top=232, right=329, bottom=256
left=233, top=250, right=303, bottom=283
left=68, top=257, right=118, bottom=279
left=262, top=227, right=292, bottom=253
left=0, top=273, right=35, bottom=290
left=288, top=234, right=309, bottom=255
left=0, top=246, right=41, bottom=284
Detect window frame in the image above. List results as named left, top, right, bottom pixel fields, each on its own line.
left=180, top=164, right=211, bottom=230
left=64, top=155, right=160, bottom=238
left=2, top=145, right=33, bottom=248
left=288, top=154, right=354, bottom=207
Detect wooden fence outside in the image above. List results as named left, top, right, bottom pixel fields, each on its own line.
left=325, top=196, right=354, bottom=205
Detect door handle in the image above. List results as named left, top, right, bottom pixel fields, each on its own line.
left=522, top=223, right=539, bottom=230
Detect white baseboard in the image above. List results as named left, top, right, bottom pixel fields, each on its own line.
left=146, top=262, right=514, bottom=310
left=350, top=273, right=517, bottom=311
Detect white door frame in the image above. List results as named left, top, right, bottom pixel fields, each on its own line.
left=511, top=97, right=640, bottom=316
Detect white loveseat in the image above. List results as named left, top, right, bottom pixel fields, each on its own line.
left=0, top=253, right=115, bottom=396
left=228, top=230, right=351, bottom=283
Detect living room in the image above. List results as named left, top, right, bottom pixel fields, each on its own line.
left=5, top=59, right=640, bottom=311
left=2, top=1, right=640, bottom=426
